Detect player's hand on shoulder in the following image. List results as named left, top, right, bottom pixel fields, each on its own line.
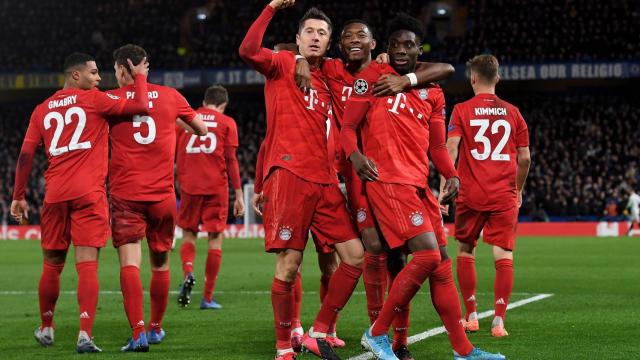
left=128, top=57, right=149, bottom=77
left=373, top=74, right=410, bottom=97
left=269, top=0, right=295, bottom=10
left=375, top=53, right=389, bottom=64
left=440, top=177, right=460, bottom=204
left=349, top=151, right=379, bottom=182
left=294, top=57, right=312, bottom=92
left=252, top=193, right=264, bottom=216
left=10, top=199, right=29, bottom=224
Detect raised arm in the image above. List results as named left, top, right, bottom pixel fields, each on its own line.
left=239, top=1, right=294, bottom=76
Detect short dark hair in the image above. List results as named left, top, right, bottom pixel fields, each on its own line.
left=387, top=13, right=424, bottom=42
left=467, top=54, right=499, bottom=82
left=342, top=19, right=375, bottom=38
left=203, top=85, right=229, bottom=106
left=298, top=7, right=332, bottom=34
left=113, top=44, right=148, bottom=74
left=63, top=52, right=94, bottom=73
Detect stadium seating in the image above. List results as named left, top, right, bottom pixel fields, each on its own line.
left=2, top=91, right=638, bottom=224
left=1, top=0, right=637, bottom=71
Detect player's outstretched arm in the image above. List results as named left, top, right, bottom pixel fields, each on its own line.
left=372, top=62, right=455, bottom=96
left=430, top=121, right=459, bottom=204
left=516, top=146, right=531, bottom=208
left=239, top=1, right=295, bottom=75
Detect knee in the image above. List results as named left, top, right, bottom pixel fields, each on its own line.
left=340, top=240, right=364, bottom=268
left=275, top=255, right=301, bottom=282
left=150, top=251, right=170, bottom=270
left=457, top=241, right=475, bottom=257
left=362, top=228, right=384, bottom=254
left=43, top=250, right=67, bottom=265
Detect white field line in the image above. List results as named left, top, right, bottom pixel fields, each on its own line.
left=347, top=293, right=554, bottom=360
left=0, top=290, right=542, bottom=296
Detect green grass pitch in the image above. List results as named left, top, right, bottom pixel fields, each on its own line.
left=1, top=236, right=639, bottom=359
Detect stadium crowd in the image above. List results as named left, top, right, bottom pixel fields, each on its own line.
left=1, top=0, right=637, bottom=72
left=2, top=91, right=638, bottom=224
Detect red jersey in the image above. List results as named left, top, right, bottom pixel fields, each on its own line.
left=341, top=62, right=434, bottom=188
left=107, top=83, right=197, bottom=201
left=15, top=82, right=150, bottom=203
left=239, top=5, right=335, bottom=185
left=176, top=107, right=239, bottom=195
left=322, top=58, right=358, bottom=128
left=448, top=93, right=529, bottom=210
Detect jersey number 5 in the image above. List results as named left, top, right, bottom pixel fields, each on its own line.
left=470, top=119, right=511, bottom=161
left=43, top=107, right=91, bottom=156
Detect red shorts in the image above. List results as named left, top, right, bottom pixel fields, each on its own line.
left=454, top=203, right=518, bottom=251
left=338, top=159, right=376, bottom=232
left=424, top=189, right=447, bottom=247
left=262, top=168, right=358, bottom=253
left=178, top=190, right=228, bottom=233
left=366, top=182, right=434, bottom=249
left=40, top=191, right=109, bottom=250
left=110, top=194, right=177, bottom=252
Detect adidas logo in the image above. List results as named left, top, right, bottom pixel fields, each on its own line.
left=496, top=298, right=506, bottom=305
left=467, top=295, right=476, bottom=302
left=80, top=311, right=90, bottom=319
left=42, top=310, right=53, bottom=318
left=136, top=320, right=145, bottom=327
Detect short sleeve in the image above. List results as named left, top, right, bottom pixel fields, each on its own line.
left=447, top=105, right=463, bottom=137
left=514, top=108, right=529, bottom=147
left=95, top=90, right=127, bottom=115
left=226, top=117, right=239, bottom=147
left=173, top=89, right=197, bottom=122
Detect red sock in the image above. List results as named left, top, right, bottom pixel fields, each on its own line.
left=39, top=261, right=64, bottom=328
left=272, top=278, right=294, bottom=350
left=313, top=262, right=362, bottom=333
left=76, top=261, right=99, bottom=337
left=363, top=252, right=387, bottom=324
left=149, top=270, right=170, bottom=331
left=456, top=256, right=477, bottom=319
left=120, top=265, right=145, bottom=339
left=391, top=302, right=410, bottom=350
left=430, top=259, right=474, bottom=355
left=293, top=272, right=302, bottom=328
left=319, top=273, right=331, bottom=302
left=371, top=249, right=440, bottom=336
left=494, top=259, right=514, bottom=319
left=180, top=242, right=196, bottom=277
left=204, top=249, right=222, bottom=302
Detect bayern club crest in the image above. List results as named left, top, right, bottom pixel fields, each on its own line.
left=278, top=226, right=293, bottom=241
left=356, top=209, right=367, bottom=223
left=354, top=79, right=369, bottom=95
left=419, top=88, right=428, bottom=100
left=410, top=212, right=424, bottom=227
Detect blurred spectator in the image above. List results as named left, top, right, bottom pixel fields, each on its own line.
left=0, top=0, right=637, bottom=72
left=2, top=90, right=638, bottom=223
